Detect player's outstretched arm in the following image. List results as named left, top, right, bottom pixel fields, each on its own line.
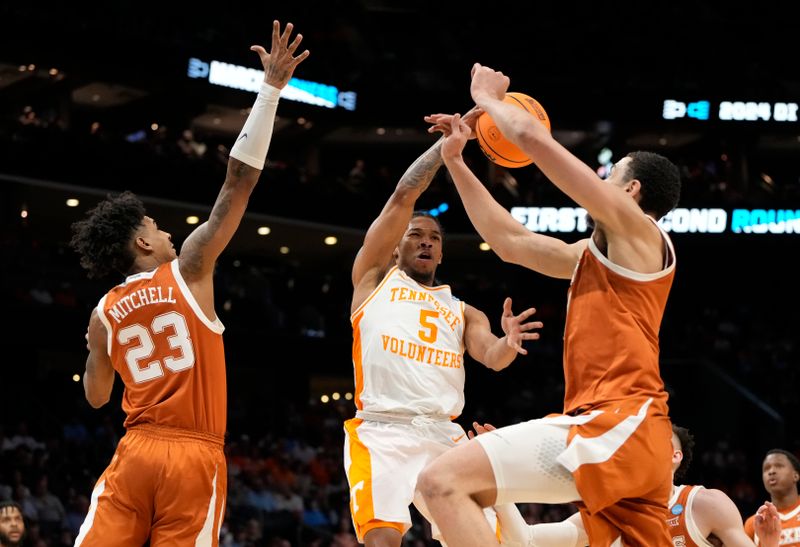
left=180, top=21, right=309, bottom=284
left=432, top=112, right=586, bottom=279
left=463, top=298, right=541, bottom=371
left=351, top=138, right=444, bottom=308
left=468, top=63, right=653, bottom=240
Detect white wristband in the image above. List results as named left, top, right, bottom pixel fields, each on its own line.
left=229, top=82, right=281, bottom=170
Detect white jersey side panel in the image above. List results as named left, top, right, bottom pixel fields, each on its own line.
left=352, top=267, right=466, bottom=416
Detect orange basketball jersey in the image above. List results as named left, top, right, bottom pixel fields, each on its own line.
left=745, top=498, right=800, bottom=545
left=95, top=259, right=226, bottom=436
left=666, top=485, right=715, bottom=547
left=563, top=230, right=675, bottom=415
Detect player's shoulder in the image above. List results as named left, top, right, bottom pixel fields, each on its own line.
left=694, top=487, right=734, bottom=507
left=693, top=487, right=745, bottom=526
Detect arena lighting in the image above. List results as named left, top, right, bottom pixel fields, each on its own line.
left=510, top=207, right=800, bottom=235
left=257, top=226, right=271, bottom=235
left=72, top=374, right=81, bottom=382
left=187, top=57, right=357, bottom=111
left=479, top=242, right=491, bottom=251
left=428, top=203, right=450, bottom=217
left=321, top=395, right=330, bottom=403
left=66, top=198, right=79, bottom=207
left=324, top=236, right=338, bottom=245
left=186, top=216, right=200, bottom=225
left=279, top=246, right=290, bottom=254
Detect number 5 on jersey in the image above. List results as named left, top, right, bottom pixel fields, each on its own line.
left=418, top=310, right=439, bottom=343
left=117, top=311, right=196, bottom=383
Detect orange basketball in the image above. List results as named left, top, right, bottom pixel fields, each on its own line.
left=476, top=92, right=550, bottom=168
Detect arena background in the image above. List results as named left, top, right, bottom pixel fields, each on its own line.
left=1, top=2, right=797, bottom=545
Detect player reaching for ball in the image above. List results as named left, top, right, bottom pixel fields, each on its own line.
left=344, top=119, right=543, bottom=546
left=69, top=22, right=308, bottom=547
left=417, top=63, right=683, bottom=547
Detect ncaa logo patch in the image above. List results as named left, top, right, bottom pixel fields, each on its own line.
left=671, top=504, right=684, bottom=515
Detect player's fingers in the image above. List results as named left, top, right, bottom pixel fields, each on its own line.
left=520, top=332, right=540, bottom=340
left=519, top=321, right=543, bottom=332
left=280, top=22, right=294, bottom=46
left=290, top=49, right=310, bottom=67
left=270, top=20, right=281, bottom=52
left=250, top=45, right=268, bottom=61
left=516, top=307, right=537, bottom=321
left=287, top=33, right=303, bottom=54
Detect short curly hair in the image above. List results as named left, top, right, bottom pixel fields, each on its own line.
left=625, top=151, right=682, bottom=220
left=672, top=424, right=695, bottom=482
left=70, top=191, right=146, bottom=279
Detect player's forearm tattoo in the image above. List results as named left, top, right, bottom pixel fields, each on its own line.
left=231, top=159, right=252, bottom=179
left=398, top=140, right=443, bottom=193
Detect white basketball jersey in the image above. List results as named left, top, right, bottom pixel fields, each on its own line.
left=351, top=266, right=466, bottom=417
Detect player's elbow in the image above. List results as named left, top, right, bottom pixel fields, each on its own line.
left=486, top=361, right=510, bottom=372
left=489, top=239, right=517, bottom=264
left=84, top=379, right=111, bottom=408
left=85, top=392, right=110, bottom=409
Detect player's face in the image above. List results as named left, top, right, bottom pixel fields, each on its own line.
left=0, top=506, right=25, bottom=545
left=762, top=453, right=799, bottom=494
left=395, top=217, right=443, bottom=285
left=139, top=216, right=177, bottom=262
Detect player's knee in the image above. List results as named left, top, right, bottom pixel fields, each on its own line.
left=418, top=461, right=457, bottom=501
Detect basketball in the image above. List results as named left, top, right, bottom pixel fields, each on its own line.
left=476, top=92, right=551, bottom=168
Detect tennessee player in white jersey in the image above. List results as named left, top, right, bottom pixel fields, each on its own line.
left=68, top=21, right=308, bottom=547
left=481, top=423, right=780, bottom=547
left=345, top=115, right=543, bottom=547
left=745, top=450, right=800, bottom=546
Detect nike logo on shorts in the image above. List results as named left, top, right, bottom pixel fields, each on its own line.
left=451, top=433, right=465, bottom=443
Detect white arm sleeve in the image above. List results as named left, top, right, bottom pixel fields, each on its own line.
left=229, top=82, right=281, bottom=170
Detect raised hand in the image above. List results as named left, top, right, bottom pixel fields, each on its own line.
left=754, top=501, right=781, bottom=547
left=439, top=113, right=472, bottom=162
left=425, top=105, right=484, bottom=138
left=470, top=63, right=510, bottom=105
left=467, top=422, right=497, bottom=440
left=500, top=297, right=542, bottom=355
left=251, top=20, right=310, bottom=89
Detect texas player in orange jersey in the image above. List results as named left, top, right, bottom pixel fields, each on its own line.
left=480, top=423, right=780, bottom=547
left=68, top=21, right=308, bottom=547
left=745, top=449, right=800, bottom=545
left=419, top=63, right=683, bottom=547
